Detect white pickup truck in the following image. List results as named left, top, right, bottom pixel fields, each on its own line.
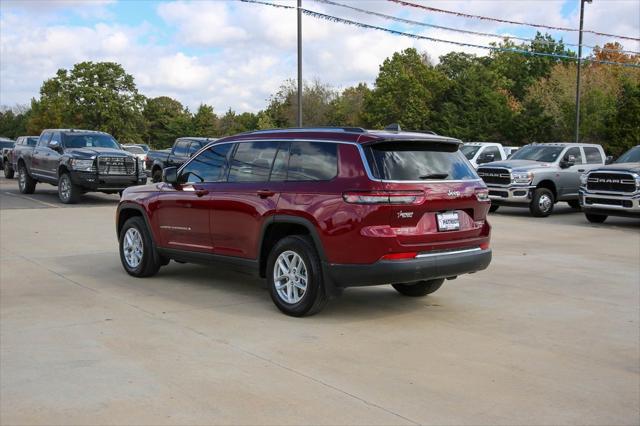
left=461, top=142, right=508, bottom=168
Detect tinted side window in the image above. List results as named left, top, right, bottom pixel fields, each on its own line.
left=288, top=142, right=338, bottom=181
left=38, top=132, right=52, bottom=146
left=270, top=142, right=290, bottom=182
left=181, top=144, right=232, bottom=183
left=228, top=141, right=279, bottom=183
left=584, top=147, right=603, bottom=164
left=563, top=147, right=583, bottom=163
left=173, top=140, right=188, bottom=157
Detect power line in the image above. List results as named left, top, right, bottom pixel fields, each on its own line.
left=238, top=0, right=640, bottom=68
left=387, top=0, right=640, bottom=42
left=314, top=0, right=640, bottom=55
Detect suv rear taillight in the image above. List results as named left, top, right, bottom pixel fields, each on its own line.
left=343, top=191, right=425, bottom=205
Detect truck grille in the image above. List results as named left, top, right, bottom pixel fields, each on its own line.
left=97, top=156, right=136, bottom=175
left=586, top=172, right=636, bottom=193
left=477, top=168, right=511, bottom=185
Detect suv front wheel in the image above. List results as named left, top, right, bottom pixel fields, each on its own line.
left=393, top=279, right=444, bottom=297
left=266, top=235, right=328, bottom=317
left=119, top=216, right=162, bottom=277
left=530, top=188, right=554, bottom=217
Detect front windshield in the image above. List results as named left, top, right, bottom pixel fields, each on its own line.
left=510, top=145, right=564, bottom=162
left=616, top=146, right=640, bottom=163
left=63, top=134, right=119, bottom=149
left=461, top=145, right=481, bottom=160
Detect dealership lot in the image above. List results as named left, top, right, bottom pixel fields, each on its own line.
left=0, top=176, right=638, bottom=425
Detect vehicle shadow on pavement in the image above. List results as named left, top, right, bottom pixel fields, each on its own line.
left=1, top=186, right=120, bottom=208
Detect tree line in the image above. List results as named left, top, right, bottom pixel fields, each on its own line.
left=1, top=33, right=638, bottom=156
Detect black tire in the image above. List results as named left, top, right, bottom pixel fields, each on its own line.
left=585, top=213, right=607, bottom=223
left=529, top=188, right=555, bottom=217
left=392, top=279, right=445, bottom=297
left=152, top=168, right=162, bottom=183
left=17, top=163, right=36, bottom=194
left=266, top=235, right=328, bottom=317
left=119, top=216, right=162, bottom=277
left=489, top=204, right=499, bottom=213
left=58, top=173, right=81, bottom=204
left=567, top=200, right=581, bottom=209
left=4, top=164, right=14, bottom=179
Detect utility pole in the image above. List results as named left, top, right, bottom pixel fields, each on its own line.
left=297, top=0, right=303, bottom=127
left=575, top=0, right=592, bottom=143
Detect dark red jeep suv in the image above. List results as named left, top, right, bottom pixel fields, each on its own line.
left=116, top=127, right=492, bottom=316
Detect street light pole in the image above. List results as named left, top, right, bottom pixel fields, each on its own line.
left=575, top=0, right=591, bottom=143
left=297, top=0, right=303, bottom=127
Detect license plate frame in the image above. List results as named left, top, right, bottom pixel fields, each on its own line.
left=436, top=211, right=460, bottom=232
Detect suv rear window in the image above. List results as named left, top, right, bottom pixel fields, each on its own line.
left=365, top=141, right=477, bottom=181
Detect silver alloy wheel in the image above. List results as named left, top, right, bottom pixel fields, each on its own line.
left=59, top=175, right=71, bottom=201
left=273, top=250, right=308, bottom=304
left=538, top=194, right=552, bottom=212
left=123, top=227, right=144, bottom=269
left=18, top=167, right=25, bottom=190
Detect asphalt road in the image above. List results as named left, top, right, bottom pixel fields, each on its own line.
left=1, top=175, right=639, bottom=425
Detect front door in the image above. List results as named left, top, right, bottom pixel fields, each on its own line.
left=557, top=147, right=585, bottom=198
left=153, top=143, right=234, bottom=253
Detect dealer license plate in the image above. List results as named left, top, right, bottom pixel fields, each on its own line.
left=437, top=211, right=460, bottom=231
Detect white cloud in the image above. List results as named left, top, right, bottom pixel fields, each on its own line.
left=1, top=0, right=638, bottom=113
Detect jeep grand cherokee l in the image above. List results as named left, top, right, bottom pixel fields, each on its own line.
left=116, top=127, right=492, bottom=316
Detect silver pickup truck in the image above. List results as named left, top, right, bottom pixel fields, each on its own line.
left=579, top=145, right=640, bottom=223
left=477, top=143, right=608, bottom=217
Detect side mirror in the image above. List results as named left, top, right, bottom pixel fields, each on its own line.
left=163, top=166, right=178, bottom=184
left=48, top=140, right=60, bottom=150
left=605, top=156, right=613, bottom=164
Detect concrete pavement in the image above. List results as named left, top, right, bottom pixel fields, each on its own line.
left=1, top=176, right=639, bottom=425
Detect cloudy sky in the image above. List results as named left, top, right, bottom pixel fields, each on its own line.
left=1, top=0, right=638, bottom=113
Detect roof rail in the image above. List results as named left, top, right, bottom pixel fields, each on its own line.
left=384, top=123, right=401, bottom=132
left=237, top=126, right=368, bottom=135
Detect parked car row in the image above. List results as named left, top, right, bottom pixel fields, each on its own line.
left=145, top=137, right=216, bottom=183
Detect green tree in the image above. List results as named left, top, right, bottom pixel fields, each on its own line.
left=218, top=109, right=259, bottom=136
left=264, top=79, right=336, bottom=127
left=191, top=104, right=219, bottom=137
left=28, top=61, right=146, bottom=143
left=0, top=106, right=30, bottom=139
left=364, top=48, right=446, bottom=131
left=143, top=96, right=192, bottom=148
left=329, top=83, right=370, bottom=127
left=607, top=79, right=640, bottom=156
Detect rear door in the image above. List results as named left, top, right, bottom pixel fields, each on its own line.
left=210, top=141, right=282, bottom=258
left=363, top=140, right=487, bottom=248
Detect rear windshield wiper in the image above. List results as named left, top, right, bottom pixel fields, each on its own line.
left=419, top=173, right=449, bottom=179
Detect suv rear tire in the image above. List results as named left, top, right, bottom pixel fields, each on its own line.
left=58, top=173, right=80, bottom=204
left=266, top=235, right=328, bottom=317
left=489, top=205, right=499, bottom=213
left=18, top=163, right=36, bottom=194
left=530, top=188, right=554, bottom=217
left=119, top=216, right=161, bottom=277
left=152, top=168, right=162, bottom=183
left=393, top=279, right=445, bottom=297
left=585, top=213, right=607, bottom=223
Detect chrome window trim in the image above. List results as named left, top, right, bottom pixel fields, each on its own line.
left=178, top=138, right=482, bottom=185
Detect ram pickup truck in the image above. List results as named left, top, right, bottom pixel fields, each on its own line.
left=146, top=137, right=215, bottom=182
left=477, top=142, right=608, bottom=217
left=4, top=136, right=38, bottom=178
left=15, top=129, right=147, bottom=204
left=579, top=145, right=640, bottom=223
left=461, top=142, right=507, bottom=168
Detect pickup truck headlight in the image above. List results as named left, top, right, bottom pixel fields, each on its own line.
left=70, top=159, right=96, bottom=172
left=635, top=176, right=640, bottom=190
left=511, top=171, right=533, bottom=184
left=580, top=172, right=589, bottom=186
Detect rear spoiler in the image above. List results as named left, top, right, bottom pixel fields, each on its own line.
left=363, top=138, right=462, bottom=152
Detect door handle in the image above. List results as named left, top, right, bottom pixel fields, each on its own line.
left=194, top=189, right=209, bottom=197
left=578, top=169, right=585, bottom=172
left=257, top=189, right=276, bottom=198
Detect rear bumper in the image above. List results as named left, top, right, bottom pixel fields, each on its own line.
left=327, top=247, right=492, bottom=287
left=487, top=185, right=533, bottom=205
left=71, top=172, right=147, bottom=192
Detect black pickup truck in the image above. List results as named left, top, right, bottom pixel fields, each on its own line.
left=4, top=136, right=38, bottom=178
left=15, top=129, right=147, bottom=204
left=146, top=137, right=215, bottom=182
